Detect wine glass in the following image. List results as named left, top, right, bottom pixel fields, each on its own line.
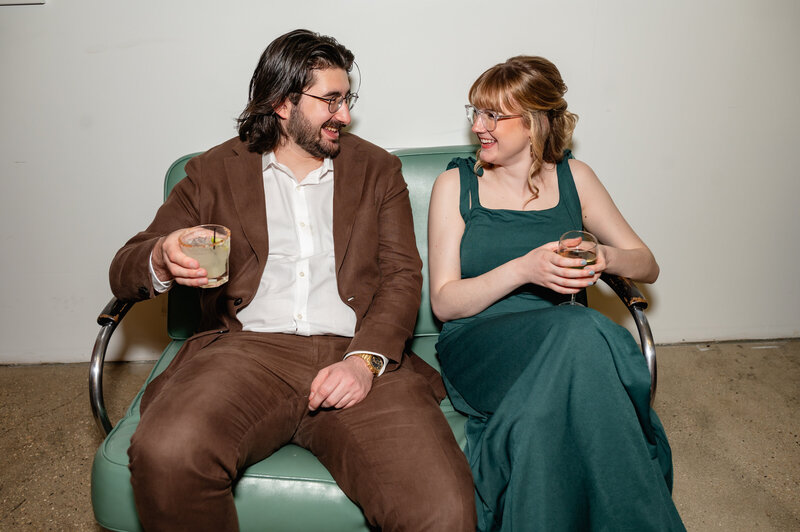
left=557, top=230, right=598, bottom=306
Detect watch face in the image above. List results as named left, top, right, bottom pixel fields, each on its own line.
left=357, top=354, right=381, bottom=374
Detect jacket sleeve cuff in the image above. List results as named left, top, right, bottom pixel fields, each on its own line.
left=149, top=251, right=173, bottom=294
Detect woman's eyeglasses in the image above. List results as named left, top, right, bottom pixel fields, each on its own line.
left=465, top=104, right=523, bottom=132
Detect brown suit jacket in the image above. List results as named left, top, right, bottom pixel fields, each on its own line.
left=109, top=134, right=445, bottom=401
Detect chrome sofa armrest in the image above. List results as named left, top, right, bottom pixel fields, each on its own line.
left=90, top=297, right=135, bottom=436
left=599, top=273, right=657, bottom=406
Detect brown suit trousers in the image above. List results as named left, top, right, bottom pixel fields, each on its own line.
left=128, top=332, right=476, bottom=531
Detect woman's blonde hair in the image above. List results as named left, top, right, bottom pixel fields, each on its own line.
left=469, top=56, right=578, bottom=200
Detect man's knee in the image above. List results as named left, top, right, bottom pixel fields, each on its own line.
left=379, top=433, right=476, bottom=531
left=129, top=414, right=233, bottom=493
left=394, top=471, right=477, bottom=531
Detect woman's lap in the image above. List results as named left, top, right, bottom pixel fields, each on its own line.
left=436, top=305, right=645, bottom=415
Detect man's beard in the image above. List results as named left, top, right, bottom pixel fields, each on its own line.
left=286, top=107, right=345, bottom=158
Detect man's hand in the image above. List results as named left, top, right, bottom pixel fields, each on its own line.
left=308, top=356, right=374, bottom=411
left=151, top=228, right=209, bottom=287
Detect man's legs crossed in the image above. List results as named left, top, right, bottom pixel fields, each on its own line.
left=295, top=340, right=477, bottom=532
left=128, top=333, right=316, bottom=532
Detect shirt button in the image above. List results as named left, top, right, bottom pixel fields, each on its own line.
left=299, top=221, right=306, bottom=228
left=298, top=271, right=305, bottom=277
left=296, top=313, right=303, bottom=320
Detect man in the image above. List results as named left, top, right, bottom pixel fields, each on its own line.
left=109, top=29, right=475, bottom=531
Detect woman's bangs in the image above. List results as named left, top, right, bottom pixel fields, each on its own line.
left=471, top=74, right=515, bottom=113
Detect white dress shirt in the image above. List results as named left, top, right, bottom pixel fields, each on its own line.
left=237, top=152, right=356, bottom=336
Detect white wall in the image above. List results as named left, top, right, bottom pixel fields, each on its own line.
left=1, top=0, right=798, bottom=364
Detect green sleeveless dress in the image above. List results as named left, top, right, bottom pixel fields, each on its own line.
left=436, top=156, right=685, bottom=531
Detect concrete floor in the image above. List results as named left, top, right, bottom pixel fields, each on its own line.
left=0, top=340, right=798, bottom=531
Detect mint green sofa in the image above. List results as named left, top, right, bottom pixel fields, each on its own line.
left=90, top=145, right=656, bottom=531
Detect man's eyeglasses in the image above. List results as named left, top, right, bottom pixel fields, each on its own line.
left=301, top=92, right=359, bottom=114
left=465, top=104, right=523, bottom=132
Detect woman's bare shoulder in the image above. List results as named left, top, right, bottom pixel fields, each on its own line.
left=437, top=166, right=461, bottom=182
left=432, top=167, right=461, bottom=193
left=566, top=157, right=599, bottom=182
left=567, top=158, right=610, bottom=197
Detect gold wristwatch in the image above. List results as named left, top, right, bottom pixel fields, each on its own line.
left=354, top=353, right=384, bottom=376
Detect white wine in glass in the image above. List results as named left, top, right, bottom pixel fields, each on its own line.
left=557, top=230, right=598, bottom=306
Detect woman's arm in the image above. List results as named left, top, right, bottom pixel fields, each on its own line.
left=428, top=169, right=592, bottom=322
left=570, top=159, right=660, bottom=283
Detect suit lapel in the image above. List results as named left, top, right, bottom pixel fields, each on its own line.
left=226, top=144, right=268, bottom=268
left=333, top=140, right=367, bottom=273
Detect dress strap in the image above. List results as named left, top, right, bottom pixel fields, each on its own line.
left=555, top=150, right=583, bottom=230
left=446, top=157, right=480, bottom=221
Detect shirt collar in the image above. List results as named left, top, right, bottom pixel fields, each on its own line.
left=262, top=151, right=334, bottom=185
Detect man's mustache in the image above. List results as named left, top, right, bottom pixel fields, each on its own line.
left=323, top=119, right=346, bottom=131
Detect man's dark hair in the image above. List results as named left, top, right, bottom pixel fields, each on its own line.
left=237, top=29, right=355, bottom=154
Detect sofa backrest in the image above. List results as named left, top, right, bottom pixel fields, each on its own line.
left=392, top=146, right=478, bottom=336
left=164, top=145, right=479, bottom=340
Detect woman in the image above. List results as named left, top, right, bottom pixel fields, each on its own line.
left=428, top=56, right=685, bottom=531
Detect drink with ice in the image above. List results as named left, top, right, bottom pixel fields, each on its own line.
left=179, top=225, right=231, bottom=288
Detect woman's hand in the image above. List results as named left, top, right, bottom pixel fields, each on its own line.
left=518, top=241, right=604, bottom=294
